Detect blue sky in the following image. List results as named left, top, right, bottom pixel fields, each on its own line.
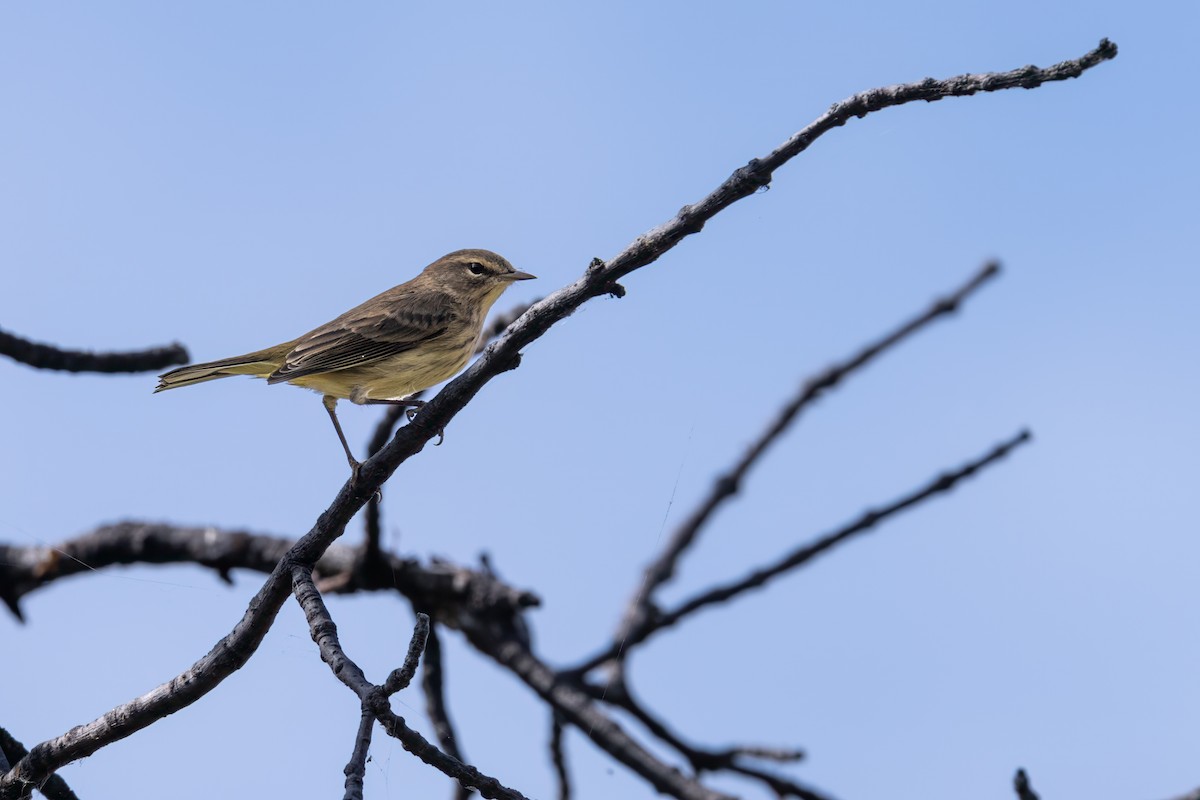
left=2, top=3, right=1196, bottom=799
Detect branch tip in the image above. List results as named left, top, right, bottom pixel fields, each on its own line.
left=1014, top=768, right=1040, bottom=800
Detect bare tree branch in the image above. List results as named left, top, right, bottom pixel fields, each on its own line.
left=584, top=261, right=1000, bottom=673
left=0, top=522, right=539, bottom=622
left=0, top=467, right=410, bottom=799
left=0, top=326, right=187, bottom=374
left=462, top=622, right=737, bottom=800
left=645, top=429, right=1032, bottom=643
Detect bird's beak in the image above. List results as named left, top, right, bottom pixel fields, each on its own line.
left=505, top=270, right=537, bottom=281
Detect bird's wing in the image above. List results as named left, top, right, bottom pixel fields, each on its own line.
left=267, top=290, right=458, bottom=383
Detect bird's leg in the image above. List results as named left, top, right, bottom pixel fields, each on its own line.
left=362, top=398, right=443, bottom=445
left=323, top=395, right=363, bottom=475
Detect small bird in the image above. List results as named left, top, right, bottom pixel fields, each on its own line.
left=156, top=249, right=535, bottom=473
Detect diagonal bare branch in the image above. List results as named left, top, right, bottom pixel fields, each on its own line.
left=592, top=261, right=1000, bottom=670
left=361, top=40, right=1116, bottom=498
left=651, top=429, right=1031, bottom=640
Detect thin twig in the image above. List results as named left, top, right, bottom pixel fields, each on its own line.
left=549, top=712, right=571, bottom=800
left=462, top=624, right=736, bottom=800
left=372, top=708, right=530, bottom=800
left=0, top=326, right=187, bottom=374
left=648, top=429, right=1032, bottom=642
left=342, top=710, right=375, bottom=800
left=385, top=613, right=431, bottom=695
left=593, top=677, right=821, bottom=800
left=590, top=261, right=999, bottom=672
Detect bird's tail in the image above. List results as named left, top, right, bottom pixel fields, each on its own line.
left=154, top=343, right=292, bottom=393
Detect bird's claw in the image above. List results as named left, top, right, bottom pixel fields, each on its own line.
left=403, top=401, right=443, bottom=445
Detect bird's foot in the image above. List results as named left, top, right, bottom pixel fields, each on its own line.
left=402, top=401, right=444, bottom=445
left=347, top=457, right=383, bottom=501
left=403, top=399, right=426, bottom=422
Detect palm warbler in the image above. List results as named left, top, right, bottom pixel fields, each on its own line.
left=156, top=249, right=534, bottom=472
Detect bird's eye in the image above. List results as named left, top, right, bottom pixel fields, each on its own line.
left=467, top=262, right=486, bottom=276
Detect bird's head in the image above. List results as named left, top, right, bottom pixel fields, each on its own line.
left=422, top=249, right=536, bottom=306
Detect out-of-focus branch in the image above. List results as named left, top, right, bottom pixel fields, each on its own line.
left=420, top=624, right=473, bottom=800
left=0, top=326, right=187, bottom=374
left=1014, top=768, right=1040, bottom=800
left=587, top=261, right=999, bottom=673
left=1165, top=788, right=1200, bottom=800
left=549, top=712, right=571, bottom=800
